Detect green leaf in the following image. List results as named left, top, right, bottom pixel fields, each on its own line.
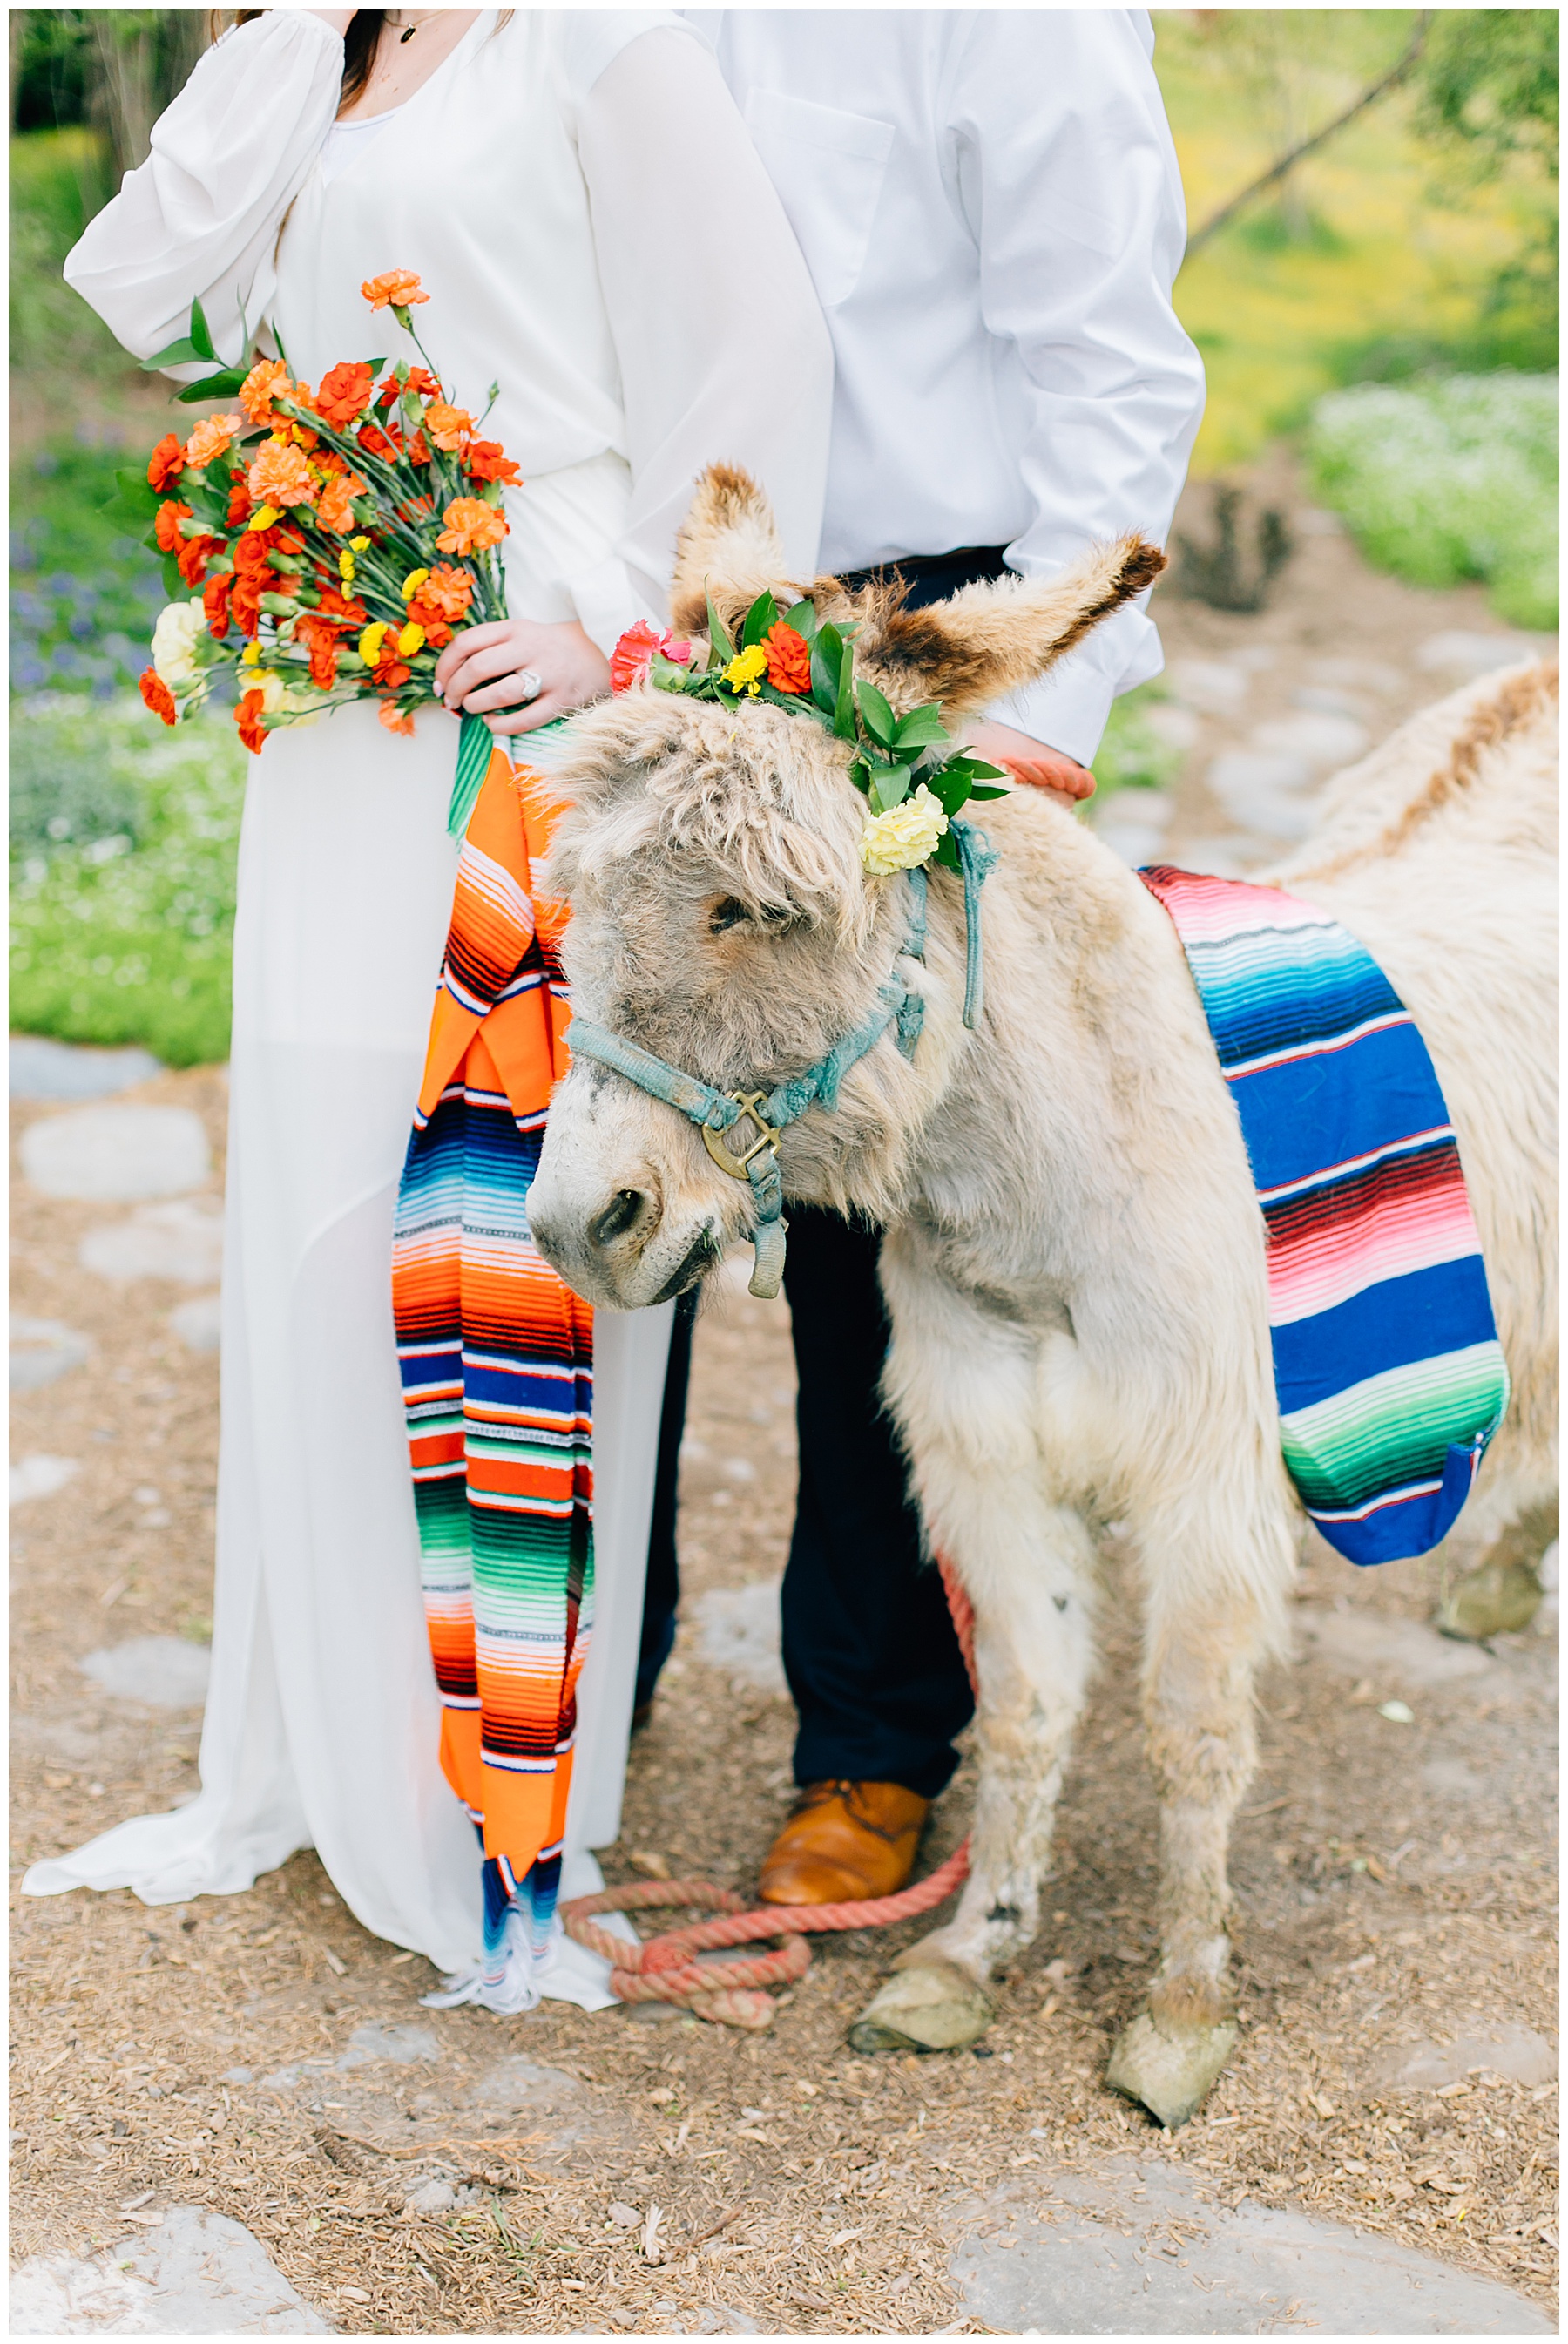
left=926, top=767, right=972, bottom=817
left=189, top=296, right=218, bottom=362
left=834, top=639, right=857, bottom=742
left=160, top=551, right=186, bottom=598
left=855, top=680, right=896, bottom=748
left=781, top=598, right=819, bottom=645
left=142, top=295, right=221, bottom=373
left=892, top=704, right=949, bottom=749
left=968, top=782, right=1010, bottom=800
left=868, top=768, right=913, bottom=815
left=810, top=623, right=843, bottom=715
left=932, top=830, right=963, bottom=872
left=740, top=588, right=779, bottom=650
left=648, top=653, right=693, bottom=691
left=175, top=366, right=249, bottom=403
left=847, top=754, right=873, bottom=796
left=102, top=468, right=159, bottom=529
left=705, top=589, right=735, bottom=664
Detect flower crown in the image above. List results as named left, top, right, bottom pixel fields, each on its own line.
left=611, top=588, right=1007, bottom=875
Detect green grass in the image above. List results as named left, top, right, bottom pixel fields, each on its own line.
left=1307, top=371, right=1557, bottom=628
left=1092, top=686, right=1183, bottom=796
left=10, top=697, right=247, bottom=1065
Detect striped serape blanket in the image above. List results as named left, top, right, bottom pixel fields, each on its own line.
left=1139, top=866, right=1510, bottom=1566
left=393, top=720, right=592, bottom=2012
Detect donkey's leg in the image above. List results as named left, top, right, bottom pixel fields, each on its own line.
left=848, top=1262, right=1097, bottom=2053
left=1106, top=1498, right=1293, bottom=2129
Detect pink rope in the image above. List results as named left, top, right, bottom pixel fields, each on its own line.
left=561, top=1554, right=980, bottom=2027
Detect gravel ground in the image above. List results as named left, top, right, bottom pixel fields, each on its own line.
left=10, top=467, right=1558, bottom=2334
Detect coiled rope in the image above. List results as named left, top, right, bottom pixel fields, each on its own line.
left=561, top=1559, right=977, bottom=2028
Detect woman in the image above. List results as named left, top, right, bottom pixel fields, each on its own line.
left=26, top=7, right=830, bottom=2012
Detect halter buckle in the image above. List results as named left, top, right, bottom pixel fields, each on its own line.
left=702, top=1092, right=777, bottom=1182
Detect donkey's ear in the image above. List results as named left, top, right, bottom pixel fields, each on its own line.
left=853, top=534, right=1167, bottom=716
left=670, top=463, right=794, bottom=639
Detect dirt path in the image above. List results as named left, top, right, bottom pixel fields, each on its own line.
left=10, top=476, right=1558, bottom=2334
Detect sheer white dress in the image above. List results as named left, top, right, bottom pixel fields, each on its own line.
left=26, top=7, right=829, bottom=2004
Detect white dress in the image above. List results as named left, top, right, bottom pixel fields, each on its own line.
left=27, top=8, right=830, bottom=2003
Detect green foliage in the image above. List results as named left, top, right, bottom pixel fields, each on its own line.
left=1308, top=372, right=1558, bottom=628
left=11, top=437, right=170, bottom=695
left=1092, top=688, right=1183, bottom=798
left=10, top=127, right=121, bottom=390
left=10, top=697, right=247, bottom=1065
left=1413, top=10, right=1558, bottom=177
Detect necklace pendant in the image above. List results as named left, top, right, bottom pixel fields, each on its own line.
left=399, top=21, right=416, bottom=40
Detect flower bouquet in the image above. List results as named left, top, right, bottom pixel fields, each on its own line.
left=610, top=587, right=1008, bottom=877
left=122, top=270, right=519, bottom=833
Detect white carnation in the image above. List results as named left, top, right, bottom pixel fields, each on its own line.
left=859, top=782, right=949, bottom=876
left=151, top=599, right=206, bottom=688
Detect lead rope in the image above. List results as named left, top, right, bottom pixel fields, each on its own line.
left=561, top=1557, right=977, bottom=2028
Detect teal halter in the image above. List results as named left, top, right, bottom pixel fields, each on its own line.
left=564, top=820, right=996, bottom=1299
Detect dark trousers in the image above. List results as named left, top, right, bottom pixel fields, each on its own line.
left=635, top=545, right=1008, bottom=1795
left=637, top=1209, right=975, bottom=1799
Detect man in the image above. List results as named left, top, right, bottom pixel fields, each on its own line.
left=640, top=9, right=1206, bottom=1906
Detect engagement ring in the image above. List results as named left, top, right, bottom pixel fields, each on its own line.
left=515, top=668, right=543, bottom=703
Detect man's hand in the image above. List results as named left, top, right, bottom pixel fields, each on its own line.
left=433, top=617, right=612, bottom=737
left=966, top=719, right=1095, bottom=814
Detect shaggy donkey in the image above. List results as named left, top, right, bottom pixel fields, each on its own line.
left=526, top=468, right=1558, bottom=2126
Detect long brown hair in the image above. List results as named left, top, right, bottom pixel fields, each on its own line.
left=214, top=12, right=506, bottom=118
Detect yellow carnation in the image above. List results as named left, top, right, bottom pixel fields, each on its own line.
left=723, top=643, right=768, bottom=697
left=400, top=566, right=430, bottom=602
left=338, top=550, right=355, bottom=582
left=358, top=621, right=389, bottom=665
left=859, top=783, right=949, bottom=876
left=396, top=620, right=426, bottom=656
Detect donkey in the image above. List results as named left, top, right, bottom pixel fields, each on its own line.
left=525, top=466, right=1558, bottom=2127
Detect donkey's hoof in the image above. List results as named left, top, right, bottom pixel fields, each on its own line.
left=1105, top=2011, right=1236, bottom=2131
left=846, top=1959, right=994, bottom=2054
left=1436, top=1558, right=1543, bottom=1642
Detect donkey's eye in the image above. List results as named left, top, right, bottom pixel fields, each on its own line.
left=709, top=897, right=751, bottom=934
left=708, top=895, right=805, bottom=938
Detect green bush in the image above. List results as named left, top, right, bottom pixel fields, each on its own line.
left=1307, top=371, right=1558, bottom=628
left=10, top=696, right=247, bottom=1066
left=1092, top=686, right=1184, bottom=796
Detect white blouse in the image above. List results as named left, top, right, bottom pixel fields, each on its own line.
left=65, top=8, right=831, bottom=650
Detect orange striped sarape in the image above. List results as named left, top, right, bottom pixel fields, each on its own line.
left=392, top=722, right=593, bottom=2012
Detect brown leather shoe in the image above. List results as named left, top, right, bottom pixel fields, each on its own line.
left=758, top=1780, right=929, bottom=1906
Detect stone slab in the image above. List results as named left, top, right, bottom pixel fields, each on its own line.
left=1250, top=711, right=1370, bottom=769
left=79, top=1636, right=212, bottom=1710
left=81, top=1201, right=225, bottom=1285
left=693, top=1577, right=787, bottom=1694
left=22, top=1106, right=210, bottom=1202
left=8, top=2203, right=331, bottom=2334
left=10, top=1317, right=93, bottom=1392
left=1167, top=659, right=1251, bottom=714
left=950, top=2158, right=1553, bottom=2334
left=168, top=1292, right=222, bottom=1352
left=334, top=2022, right=441, bottom=2070
left=10, top=1036, right=164, bottom=1102
left=1366, top=2022, right=1558, bottom=2096
left=11, top=1453, right=79, bottom=1507
left=1294, top=1606, right=1493, bottom=1690
left=1416, top=631, right=1552, bottom=681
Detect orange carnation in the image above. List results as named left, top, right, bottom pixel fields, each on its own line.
left=139, top=668, right=178, bottom=725
left=154, top=498, right=192, bottom=552
left=176, top=532, right=221, bottom=586
left=226, top=471, right=253, bottom=527
left=239, top=358, right=294, bottom=426
left=202, top=572, right=233, bottom=639
left=423, top=401, right=473, bottom=451
left=147, top=433, right=186, bottom=492
left=379, top=701, right=416, bottom=736
left=463, top=438, right=522, bottom=486
left=294, top=612, right=341, bottom=691
left=762, top=620, right=812, bottom=695
left=236, top=688, right=268, bottom=755
left=356, top=419, right=402, bottom=464
left=361, top=268, right=429, bottom=312
left=314, top=361, right=375, bottom=428
left=436, top=496, right=507, bottom=556
left=183, top=412, right=243, bottom=471
left=376, top=364, right=440, bottom=410
left=315, top=470, right=369, bottom=532
left=247, top=438, right=316, bottom=509
left=416, top=563, right=474, bottom=623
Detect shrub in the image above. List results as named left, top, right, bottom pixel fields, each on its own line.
left=10, top=696, right=247, bottom=1066
left=1307, top=372, right=1558, bottom=629
left=1092, top=685, right=1184, bottom=796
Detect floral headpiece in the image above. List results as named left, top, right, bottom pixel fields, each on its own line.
left=612, top=588, right=1006, bottom=876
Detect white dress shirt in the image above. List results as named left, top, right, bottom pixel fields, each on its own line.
left=688, top=9, right=1206, bottom=763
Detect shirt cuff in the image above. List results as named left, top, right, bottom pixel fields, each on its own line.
left=562, top=557, right=645, bottom=660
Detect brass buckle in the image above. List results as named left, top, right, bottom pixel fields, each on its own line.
left=702, top=1091, right=777, bottom=1182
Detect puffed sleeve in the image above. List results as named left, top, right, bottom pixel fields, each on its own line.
left=64, top=11, right=344, bottom=369
left=948, top=10, right=1206, bottom=764
left=570, top=23, right=832, bottom=636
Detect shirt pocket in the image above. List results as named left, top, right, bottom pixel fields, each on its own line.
left=742, top=90, right=895, bottom=310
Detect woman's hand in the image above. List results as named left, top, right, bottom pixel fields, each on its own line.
left=432, top=618, right=612, bottom=736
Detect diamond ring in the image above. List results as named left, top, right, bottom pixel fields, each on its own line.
left=514, top=667, right=544, bottom=704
